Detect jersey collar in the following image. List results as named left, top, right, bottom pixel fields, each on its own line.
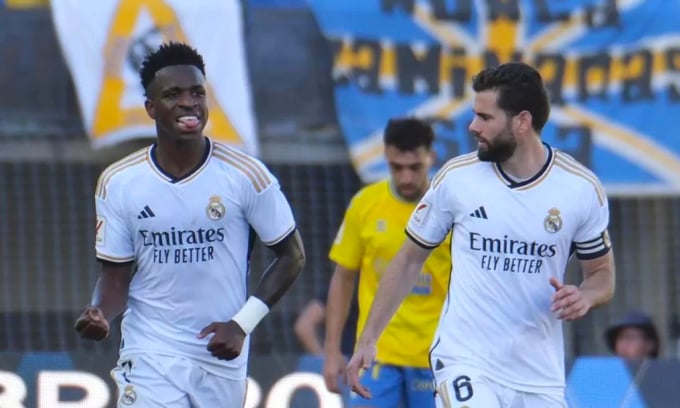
left=147, top=137, right=213, bottom=184
left=493, top=143, right=555, bottom=190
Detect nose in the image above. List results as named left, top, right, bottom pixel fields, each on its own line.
left=178, top=91, right=198, bottom=108
left=468, top=117, right=480, bottom=134
left=397, top=168, right=416, bottom=186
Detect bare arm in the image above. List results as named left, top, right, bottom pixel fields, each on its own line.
left=252, top=230, right=306, bottom=307
left=294, top=299, right=326, bottom=355
left=579, top=250, right=615, bottom=309
left=551, top=250, right=615, bottom=320
left=91, top=261, right=133, bottom=321
left=197, top=230, right=304, bottom=360
left=75, top=261, right=132, bottom=340
left=322, top=264, right=358, bottom=393
left=356, top=239, right=431, bottom=345
left=324, top=265, right=358, bottom=356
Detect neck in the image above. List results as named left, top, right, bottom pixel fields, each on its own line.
left=155, top=136, right=206, bottom=178
left=390, top=180, right=428, bottom=203
left=499, top=135, right=546, bottom=179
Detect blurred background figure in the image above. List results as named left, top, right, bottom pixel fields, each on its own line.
left=294, top=286, right=359, bottom=358
left=605, top=310, right=660, bottom=360
left=293, top=285, right=359, bottom=407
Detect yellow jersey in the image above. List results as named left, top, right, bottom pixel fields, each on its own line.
left=329, top=179, right=451, bottom=368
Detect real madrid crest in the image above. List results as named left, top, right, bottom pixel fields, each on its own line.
left=206, top=195, right=226, bottom=221
left=544, top=208, right=562, bottom=233
left=121, top=384, right=137, bottom=405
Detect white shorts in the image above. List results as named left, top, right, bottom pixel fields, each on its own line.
left=110, top=353, right=246, bottom=408
left=434, top=366, right=566, bottom=408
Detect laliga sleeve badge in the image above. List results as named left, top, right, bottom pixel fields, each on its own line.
left=412, top=202, right=430, bottom=227
left=95, top=216, right=106, bottom=246
left=121, top=385, right=136, bottom=405
left=206, top=195, right=226, bottom=220
left=544, top=208, right=562, bottom=233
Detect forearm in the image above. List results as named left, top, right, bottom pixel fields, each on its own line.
left=580, top=272, right=614, bottom=308
left=358, top=249, right=422, bottom=344
left=90, top=274, right=129, bottom=322
left=296, top=326, right=324, bottom=355
left=324, top=271, right=356, bottom=354
left=252, top=244, right=305, bottom=307
left=579, top=252, right=615, bottom=309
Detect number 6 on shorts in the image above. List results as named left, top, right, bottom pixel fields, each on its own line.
left=436, top=374, right=499, bottom=408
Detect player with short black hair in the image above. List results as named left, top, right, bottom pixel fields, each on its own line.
left=74, top=41, right=306, bottom=407
left=324, top=117, right=450, bottom=407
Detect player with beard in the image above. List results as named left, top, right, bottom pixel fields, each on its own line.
left=323, top=118, right=451, bottom=408
left=346, top=62, right=615, bottom=407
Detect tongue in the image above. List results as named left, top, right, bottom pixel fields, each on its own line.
left=178, top=117, right=199, bottom=129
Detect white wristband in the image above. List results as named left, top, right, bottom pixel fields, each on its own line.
left=231, top=296, right=270, bottom=335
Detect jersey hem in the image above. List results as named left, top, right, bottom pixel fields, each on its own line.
left=118, top=349, right=247, bottom=381
left=374, top=358, right=431, bottom=370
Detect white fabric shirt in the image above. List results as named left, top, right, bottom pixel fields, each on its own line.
left=94, top=139, right=296, bottom=380
left=406, top=145, right=611, bottom=394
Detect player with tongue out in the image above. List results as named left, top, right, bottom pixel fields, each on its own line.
left=75, top=42, right=305, bottom=407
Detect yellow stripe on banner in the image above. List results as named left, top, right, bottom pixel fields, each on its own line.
left=486, top=17, right=520, bottom=64
left=5, top=0, right=48, bottom=8
left=559, top=105, right=680, bottom=187
left=527, top=12, right=584, bottom=54
left=351, top=140, right=384, bottom=171
left=413, top=3, right=466, bottom=48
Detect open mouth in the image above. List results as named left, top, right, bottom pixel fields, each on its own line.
left=176, top=115, right=201, bottom=131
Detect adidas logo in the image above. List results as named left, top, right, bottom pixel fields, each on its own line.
left=137, top=205, right=156, bottom=219
left=469, top=206, right=488, bottom=219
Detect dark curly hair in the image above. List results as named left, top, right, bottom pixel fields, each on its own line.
left=472, top=62, right=550, bottom=132
left=139, top=42, right=206, bottom=96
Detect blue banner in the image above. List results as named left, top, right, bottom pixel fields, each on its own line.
left=308, top=0, right=680, bottom=195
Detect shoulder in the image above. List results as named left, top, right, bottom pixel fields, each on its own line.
left=552, top=150, right=606, bottom=206
left=431, top=151, right=482, bottom=189
left=95, top=146, right=149, bottom=200
left=211, top=141, right=275, bottom=194
left=348, top=179, right=390, bottom=208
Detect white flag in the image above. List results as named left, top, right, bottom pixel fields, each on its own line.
left=50, top=0, right=259, bottom=155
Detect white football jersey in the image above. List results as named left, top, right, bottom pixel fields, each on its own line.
left=94, top=138, right=296, bottom=380
left=406, top=144, right=611, bottom=394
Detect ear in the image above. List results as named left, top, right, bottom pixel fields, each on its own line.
left=144, top=99, right=155, bottom=120
left=516, top=110, right=533, bottom=133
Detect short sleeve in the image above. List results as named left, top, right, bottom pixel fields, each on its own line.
left=405, top=176, right=455, bottom=249
left=95, top=182, right=135, bottom=263
left=573, top=182, right=612, bottom=260
left=244, top=170, right=296, bottom=246
left=328, top=195, right=363, bottom=270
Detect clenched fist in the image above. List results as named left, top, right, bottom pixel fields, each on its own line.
left=74, top=306, right=110, bottom=341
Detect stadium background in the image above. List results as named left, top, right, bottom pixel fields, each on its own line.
left=0, top=0, right=679, bottom=407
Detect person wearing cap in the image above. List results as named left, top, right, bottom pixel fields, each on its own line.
left=605, top=310, right=660, bottom=360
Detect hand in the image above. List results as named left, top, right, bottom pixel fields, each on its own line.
left=198, top=320, right=246, bottom=361
left=346, top=340, right=376, bottom=399
left=550, top=277, right=591, bottom=321
left=74, top=306, right=110, bottom=341
left=322, top=351, right=347, bottom=394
